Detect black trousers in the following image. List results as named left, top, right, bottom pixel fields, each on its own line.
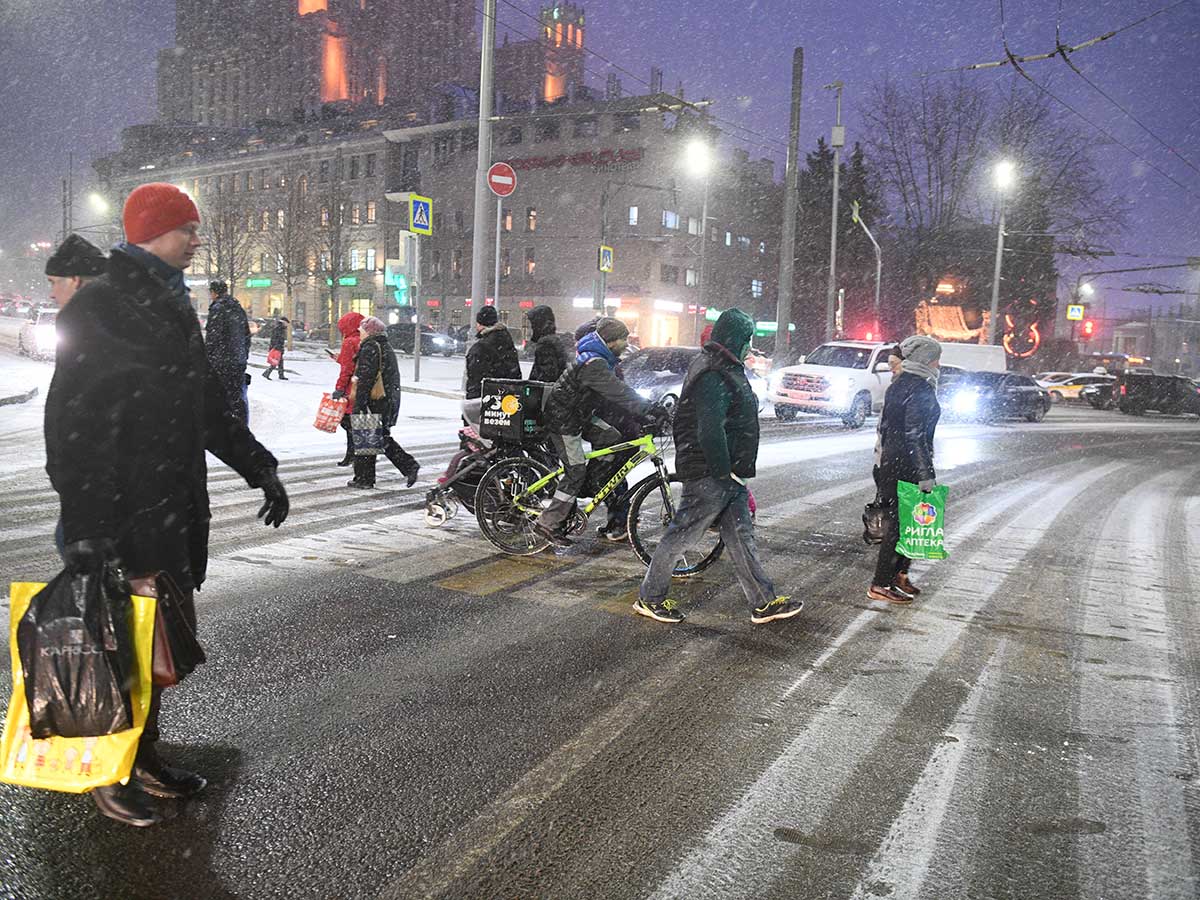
left=872, top=473, right=911, bottom=586
left=352, top=426, right=418, bottom=485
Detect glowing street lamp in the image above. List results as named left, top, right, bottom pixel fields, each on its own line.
left=683, top=138, right=713, bottom=342
left=987, top=160, right=1017, bottom=344
left=87, top=192, right=110, bottom=215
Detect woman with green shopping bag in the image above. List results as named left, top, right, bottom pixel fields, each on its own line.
left=869, top=335, right=942, bottom=604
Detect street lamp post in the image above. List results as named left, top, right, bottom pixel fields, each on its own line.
left=850, top=199, right=882, bottom=335
left=987, top=160, right=1016, bottom=345
left=683, top=138, right=712, bottom=345
left=824, top=81, right=844, bottom=342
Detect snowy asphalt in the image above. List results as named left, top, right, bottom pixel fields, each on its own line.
left=2, top=392, right=1200, bottom=898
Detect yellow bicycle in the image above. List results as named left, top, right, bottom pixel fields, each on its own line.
left=474, top=427, right=724, bottom=577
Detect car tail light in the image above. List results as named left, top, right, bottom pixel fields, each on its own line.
left=1119, top=384, right=1127, bottom=396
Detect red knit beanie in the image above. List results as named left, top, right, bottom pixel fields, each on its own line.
left=123, top=183, right=201, bottom=244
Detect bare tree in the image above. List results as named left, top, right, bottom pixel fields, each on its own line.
left=200, top=189, right=256, bottom=290
left=314, top=149, right=358, bottom=347
left=259, top=166, right=318, bottom=347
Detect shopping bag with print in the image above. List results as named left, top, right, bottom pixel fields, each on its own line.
left=895, top=481, right=949, bottom=560
left=314, top=392, right=349, bottom=433
left=351, top=413, right=384, bottom=456
left=1, top=582, right=155, bottom=793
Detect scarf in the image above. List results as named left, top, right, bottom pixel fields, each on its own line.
left=115, top=241, right=189, bottom=305
left=900, top=357, right=939, bottom=387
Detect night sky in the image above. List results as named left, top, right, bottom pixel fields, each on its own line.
left=1, top=0, right=1197, bottom=312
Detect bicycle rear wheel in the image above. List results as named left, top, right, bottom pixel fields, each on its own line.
left=474, top=457, right=555, bottom=555
left=627, top=474, right=724, bottom=577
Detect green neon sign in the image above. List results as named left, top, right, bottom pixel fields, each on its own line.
left=705, top=307, right=722, bottom=322
left=325, top=276, right=358, bottom=286
left=244, top=277, right=272, bottom=288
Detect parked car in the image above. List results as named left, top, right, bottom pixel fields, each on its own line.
left=17, top=306, right=59, bottom=359
left=1041, top=373, right=1115, bottom=403
left=386, top=322, right=463, bottom=356
left=306, top=323, right=335, bottom=344
left=1116, top=372, right=1200, bottom=417
left=618, top=346, right=769, bottom=412
left=938, top=370, right=1051, bottom=422
left=1081, top=381, right=1115, bottom=410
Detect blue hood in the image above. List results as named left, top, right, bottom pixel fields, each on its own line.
left=576, top=330, right=617, bottom=368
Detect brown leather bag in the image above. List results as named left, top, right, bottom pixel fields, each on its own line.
left=129, top=573, right=205, bottom=688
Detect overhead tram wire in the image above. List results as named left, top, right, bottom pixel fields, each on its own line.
left=490, top=0, right=792, bottom=156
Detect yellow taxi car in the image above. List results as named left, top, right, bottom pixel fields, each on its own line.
left=1043, top=374, right=1114, bottom=403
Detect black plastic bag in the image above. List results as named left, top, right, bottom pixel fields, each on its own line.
left=16, top=565, right=135, bottom=739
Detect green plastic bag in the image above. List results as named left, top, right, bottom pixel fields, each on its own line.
left=895, top=481, right=949, bottom=560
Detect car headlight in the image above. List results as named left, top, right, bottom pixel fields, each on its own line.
left=35, top=324, right=57, bottom=350
left=768, top=372, right=783, bottom=393
left=433, top=336, right=448, bottom=345
left=952, top=390, right=978, bottom=414
left=636, top=387, right=654, bottom=399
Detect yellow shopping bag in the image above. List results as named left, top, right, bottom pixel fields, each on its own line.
left=0, top=582, right=155, bottom=793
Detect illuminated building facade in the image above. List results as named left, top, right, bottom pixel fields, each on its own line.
left=496, top=4, right=587, bottom=109
left=157, top=0, right=475, bottom=127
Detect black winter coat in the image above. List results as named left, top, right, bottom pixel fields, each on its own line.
left=269, top=319, right=287, bottom=352
left=45, top=249, right=277, bottom=590
left=204, top=294, right=250, bottom=391
left=464, top=324, right=521, bottom=399
left=526, top=305, right=573, bottom=384
left=876, top=372, right=940, bottom=485
left=673, top=344, right=760, bottom=482
left=353, top=333, right=402, bottom=427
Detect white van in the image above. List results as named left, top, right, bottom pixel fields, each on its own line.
left=937, top=342, right=1007, bottom=373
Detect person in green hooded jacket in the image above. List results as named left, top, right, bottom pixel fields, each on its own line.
left=634, top=308, right=802, bottom=625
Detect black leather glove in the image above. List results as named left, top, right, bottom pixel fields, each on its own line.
left=919, top=478, right=936, bottom=493
left=63, top=537, right=118, bottom=572
left=256, top=471, right=290, bottom=528
left=244, top=372, right=252, bottom=386
left=331, top=389, right=345, bottom=400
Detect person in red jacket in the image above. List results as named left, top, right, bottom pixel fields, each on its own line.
left=331, top=311, right=365, bottom=466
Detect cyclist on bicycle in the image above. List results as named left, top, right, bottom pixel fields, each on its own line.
left=634, top=308, right=801, bottom=625
left=536, top=316, right=654, bottom=547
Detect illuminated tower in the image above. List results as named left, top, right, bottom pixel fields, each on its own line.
left=495, top=3, right=586, bottom=109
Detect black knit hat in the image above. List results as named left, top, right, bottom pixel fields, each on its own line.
left=476, top=306, right=499, bottom=326
left=45, top=234, right=106, bottom=277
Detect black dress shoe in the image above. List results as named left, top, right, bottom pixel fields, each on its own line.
left=132, top=761, right=208, bottom=800
left=92, top=783, right=162, bottom=827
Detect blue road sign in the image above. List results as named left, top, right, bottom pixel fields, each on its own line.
left=410, top=194, right=433, bottom=236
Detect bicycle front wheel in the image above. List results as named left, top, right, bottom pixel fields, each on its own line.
left=474, top=456, right=555, bottom=555
left=627, top=474, right=724, bottom=577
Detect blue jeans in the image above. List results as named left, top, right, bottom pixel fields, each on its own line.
left=639, top=476, right=776, bottom=612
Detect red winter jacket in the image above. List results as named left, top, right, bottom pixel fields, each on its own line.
left=335, top=311, right=365, bottom=393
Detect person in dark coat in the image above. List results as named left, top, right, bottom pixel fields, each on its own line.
left=869, top=334, right=942, bottom=605
left=45, top=234, right=107, bottom=307
left=44, top=182, right=290, bottom=828
left=331, top=310, right=365, bottom=467
left=204, top=280, right=251, bottom=421
left=635, top=309, right=798, bottom=625
left=526, top=305, right=575, bottom=384
left=464, top=306, right=521, bottom=399
left=262, top=316, right=289, bottom=379
left=537, top=317, right=652, bottom=546
left=350, top=316, right=420, bottom=489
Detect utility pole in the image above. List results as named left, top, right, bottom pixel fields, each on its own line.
left=851, top=200, right=882, bottom=334
left=824, top=82, right=843, bottom=342
left=775, top=47, right=803, bottom=355
left=987, top=195, right=1007, bottom=345
left=469, top=0, right=497, bottom=312
left=693, top=174, right=710, bottom=344
left=594, top=184, right=608, bottom=310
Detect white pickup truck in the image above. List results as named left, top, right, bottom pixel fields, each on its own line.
left=769, top=341, right=892, bottom=428
left=769, top=339, right=1009, bottom=428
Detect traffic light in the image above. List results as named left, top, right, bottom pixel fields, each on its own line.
left=1081, top=319, right=1096, bottom=340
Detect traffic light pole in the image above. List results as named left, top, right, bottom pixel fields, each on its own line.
left=469, top=0, right=496, bottom=312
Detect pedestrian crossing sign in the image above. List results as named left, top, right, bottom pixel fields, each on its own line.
left=410, top=194, right=433, bottom=236
left=1066, top=304, right=1085, bottom=321
left=598, top=244, right=614, bottom=273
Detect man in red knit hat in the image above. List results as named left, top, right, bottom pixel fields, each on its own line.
left=44, top=183, right=291, bottom=827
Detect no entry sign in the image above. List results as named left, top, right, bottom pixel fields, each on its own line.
left=487, top=162, right=517, bottom=198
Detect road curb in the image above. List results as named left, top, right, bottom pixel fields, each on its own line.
left=0, top=386, right=39, bottom=407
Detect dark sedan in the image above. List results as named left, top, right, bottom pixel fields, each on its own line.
left=939, top=371, right=1051, bottom=422
left=617, top=346, right=769, bottom=412
left=385, top=322, right=463, bottom=356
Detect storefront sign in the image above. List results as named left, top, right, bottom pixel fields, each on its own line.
left=504, top=148, right=644, bottom=171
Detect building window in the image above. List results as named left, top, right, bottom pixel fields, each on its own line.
left=191, top=178, right=199, bottom=197
left=350, top=248, right=361, bottom=270
left=365, top=153, right=377, bottom=177
left=661, top=265, right=680, bottom=285
left=351, top=204, right=361, bottom=225
left=501, top=248, right=511, bottom=278
left=687, top=216, right=701, bottom=236
left=711, top=226, right=718, bottom=243
left=452, top=248, right=463, bottom=278
left=320, top=206, right=330, bottom=227
left=261, top=209, right=271, bottom=231
left=525, top=247, right=536, bottom=276
left=231, top=174, right=240, bottom=193
left=725, top=231, right=732, bottom=246
left=319, top=251, right=330, bottom=271
left=431, top=250, right=442, bottom=277
left=366, top=200, right=377, bottom=223
left=299, top=175, right=308, bottom=196
left=526, top=208, right=537, bottom=231
left=277, top=209, right=285, bottom=229
left=738, top=235, right=751, bottom=251
left=502, top=208, right=512, bottom=232
left=319, top=160, right=330, bottom=182
left=433, top=135, right=455, bottom=165
left=574, top=116, right=598, bottom=138
left=260, top=170, right=269, bottom=190
left=259, top=253, right=269, bottom=272
left=455, top=209, right=465, bottom=235
left=751, top=278, right=764, bottom=299
left=662, top=210, right=680, bottom=230
left=535, top=120, right=560, bottom=142
left=247, top=211, right=257, bottom=231
left=628, top=205, right=639, bottom=226
left=500, top=125, right=523, bottom=145
left=278, top=172, right=288, bottom=189
left=366, top=248, right=376, bottom=270
left=349, top=156, right=360, bottom=180
left=758, top=240, right=767, bottom=255
left=615, top=112, right=641, bottom=132
left=276, top=253, right=285, bottom=273
left=685, top=268, right=698, bottom=287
